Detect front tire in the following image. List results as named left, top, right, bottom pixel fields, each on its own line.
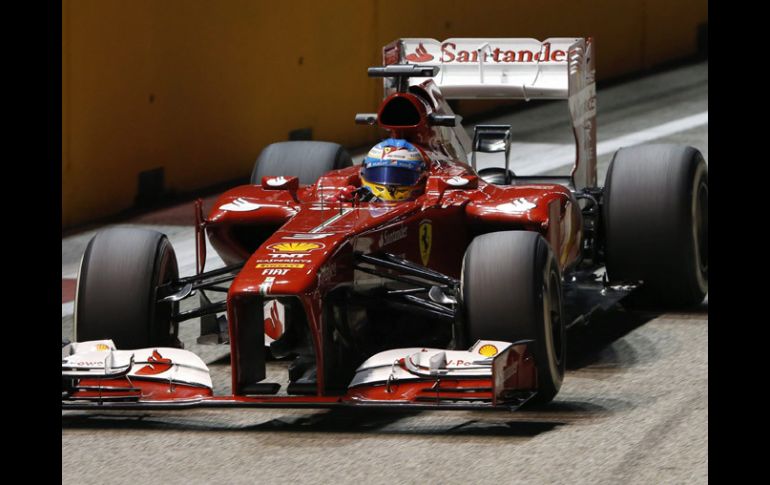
left=461, top=231, right=566, bottom=405
left=75, top=227, right=179, bottom=349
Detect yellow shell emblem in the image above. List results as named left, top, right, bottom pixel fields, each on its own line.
left=267, top=242, right=325, bottom=252
left=478, top=344, right=498, bottom=357
left=95, top=343, right=110, bottom=352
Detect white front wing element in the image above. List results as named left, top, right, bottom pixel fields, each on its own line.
left=349, top=340, right=512, bottom=388
left=62, top=340, right=213, bottom=390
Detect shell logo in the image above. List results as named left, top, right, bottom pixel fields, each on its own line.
left=267, top=242, right=325, bottom=253
left=478, top=344, right=499, bottom=357
left=95, top=344, right=110, bottom=352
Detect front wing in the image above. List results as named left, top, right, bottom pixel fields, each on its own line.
left=62, top=339, right=537, bottom=411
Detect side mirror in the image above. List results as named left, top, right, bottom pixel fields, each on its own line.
left=428, top=114, right=456, bottom=127
left=355, top=113, right=378, bottom=125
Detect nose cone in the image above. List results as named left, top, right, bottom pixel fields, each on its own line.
left=229, top=234, right=342, bottom=297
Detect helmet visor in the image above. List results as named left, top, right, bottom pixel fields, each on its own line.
left=362, top=165, right=421, bottom=187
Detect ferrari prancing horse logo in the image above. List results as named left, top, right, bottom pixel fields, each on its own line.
left=419, top=220, right=432, bottom=266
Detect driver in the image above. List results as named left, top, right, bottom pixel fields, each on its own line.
left=360, top=138, right=427, bottom=201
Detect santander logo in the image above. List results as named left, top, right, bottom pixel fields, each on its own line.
left=404, top=41, right=567, bottom=64
left=405, top=42, right=434, bottom=62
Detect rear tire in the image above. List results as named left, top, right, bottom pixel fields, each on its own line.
left=603, top=144, right=708, bottom=307
left=478, top=167, right=515, bottom=185
left=75, top=227, right=179, bottom=349
left=461, top=231, right=565, bottom=405
left=251, top=141, right=353, bottom=186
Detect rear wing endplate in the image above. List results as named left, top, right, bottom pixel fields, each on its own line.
left=383, top=38, right=597, bottom=188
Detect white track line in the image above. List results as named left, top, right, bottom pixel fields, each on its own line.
left=62, top=301, right=74, bottom=318
left=597, top=111, right=708, bottom=155
left=62, top=111, right=707, bottom=318
left=507, top=111, right=708, bottom=175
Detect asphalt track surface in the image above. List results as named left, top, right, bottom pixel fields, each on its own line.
left=62, top=60, right=708, bottom=484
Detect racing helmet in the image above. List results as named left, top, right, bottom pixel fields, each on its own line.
left=360, top=138, right=426, bottom=201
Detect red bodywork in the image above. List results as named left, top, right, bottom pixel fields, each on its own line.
left=64, top=38, right=602, bottom=411
left=195, top=86, right=583, bottom=403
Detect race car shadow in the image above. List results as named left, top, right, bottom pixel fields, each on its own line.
left=566, top=298, right=708, bottom=373
left=566, top=308, right=660, bottom=371
left=662, top=297, right=709, bottom=319
left=242, top=408, right=572, bottom=437
left=61, top=399, right=616, bottom=438
left=60, top=410, right=563, bottom=437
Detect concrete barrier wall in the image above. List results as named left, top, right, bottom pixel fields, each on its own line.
left=62, top=0, right=707, bottom=228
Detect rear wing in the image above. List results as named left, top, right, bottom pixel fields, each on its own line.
left=382, top=38, right=597, bottom=188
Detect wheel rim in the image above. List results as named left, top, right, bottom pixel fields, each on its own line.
left=543, top=269, right=564, bottom=368
left=153, top=242, right=179, bottom=345
left=692, top=172, right=708, bottom=292
left=696, top=182, right=708, bottom=273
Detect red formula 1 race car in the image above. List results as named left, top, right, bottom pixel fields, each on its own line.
left=62, top=38, right=708, bottom=411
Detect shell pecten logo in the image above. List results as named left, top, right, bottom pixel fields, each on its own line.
left=478, top=344, right=499, bottom=357
left=267, top=242, right=325, bottom=253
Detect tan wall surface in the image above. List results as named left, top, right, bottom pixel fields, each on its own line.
left=62, top=0, right=707, bottom=228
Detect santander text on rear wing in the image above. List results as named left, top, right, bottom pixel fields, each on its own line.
left=383, top=38, right=598, bottom=188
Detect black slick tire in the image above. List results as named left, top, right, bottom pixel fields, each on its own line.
left=461, top=231, right=566, bottom=405
left=251, top=141, right=353, bottom=186
left=75, top=227, right=179, bottom=349
left=603, top=144, right=708, bottom=307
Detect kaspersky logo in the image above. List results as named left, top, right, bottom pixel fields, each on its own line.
left=136, top=350, right=173, bottom=375
left=405, top=42, right=434, bottom=62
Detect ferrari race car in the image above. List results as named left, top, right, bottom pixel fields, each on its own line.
left=62, top=37, right=708, bottom=411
